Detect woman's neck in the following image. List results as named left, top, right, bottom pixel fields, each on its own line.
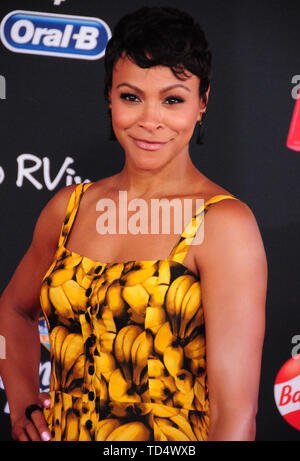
left=115, top=155, right=204, bottom=200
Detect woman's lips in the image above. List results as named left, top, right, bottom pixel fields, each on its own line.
left=130, top=136, right=169, bottom=151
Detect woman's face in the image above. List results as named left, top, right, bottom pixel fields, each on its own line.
left=109, top=55, right=207, bottom=170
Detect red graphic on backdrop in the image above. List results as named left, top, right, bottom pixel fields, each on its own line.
left=274, top=354, right=300, bottom=430
left=287, top=89, right=300, bottom=151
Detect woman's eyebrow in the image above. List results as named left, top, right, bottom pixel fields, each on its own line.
left=116, top=83, right=191, bottom=94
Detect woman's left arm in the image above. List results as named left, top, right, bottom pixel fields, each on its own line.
left=195, top=199, right=268, bottom=441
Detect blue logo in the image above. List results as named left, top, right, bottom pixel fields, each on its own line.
left=0, top=10, right=111, bottom=60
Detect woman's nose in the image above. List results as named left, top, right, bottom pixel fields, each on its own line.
left=138, top=102, right=163, bottom=131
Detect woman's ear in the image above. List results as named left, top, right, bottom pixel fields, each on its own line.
left=200, top=85, right=210, bottom=115
left=197, top=85, right=210, bottom=122
left=205, top=85, right=211, bottom=103
left=197, top=108, right=206, bottom=123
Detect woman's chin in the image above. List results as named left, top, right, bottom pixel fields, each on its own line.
left=130, top=156, right=171, bottom=172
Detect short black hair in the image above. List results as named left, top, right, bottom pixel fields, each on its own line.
left=104, top=7, right=212, bottom=105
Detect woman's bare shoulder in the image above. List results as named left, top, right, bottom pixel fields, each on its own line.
left=42, top=176, right=118, bottom=237
left=195, top=175, right=248, bottom=209
left=192, top=177, right=265, bottom=268
left=40, top=183, right=78, bottom=224
left=0, top=184, right=80, bottom=319
left=30, top=183, right=81, bottom=254
left=198, top=177, right=255, bottom=232
left=196, top=198, right=265, bottom=273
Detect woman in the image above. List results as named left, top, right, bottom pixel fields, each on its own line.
left=0, top=7, right=267, bottom=441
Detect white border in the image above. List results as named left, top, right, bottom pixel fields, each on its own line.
left=0, top=10, right=112, bottom=60
left=274, top=375, right=300, bottom=416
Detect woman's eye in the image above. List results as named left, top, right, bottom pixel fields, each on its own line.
left=119, top=93, right=184, bottom=104
left=164, top=96, right=184, bottom=105
left=120, top=93, right=140, bottom=102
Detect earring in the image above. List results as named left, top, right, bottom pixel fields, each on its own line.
left=108, top=108, right=117, bottom=141
left=196, top=112, right=206, bottom=145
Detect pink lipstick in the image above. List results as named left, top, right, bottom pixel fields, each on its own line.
left=130, top=136, right=168, bottom=151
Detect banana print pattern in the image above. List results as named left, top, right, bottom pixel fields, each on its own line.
left=40, top=182, right=239, bottom=441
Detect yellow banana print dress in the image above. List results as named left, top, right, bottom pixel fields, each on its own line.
left=40, top=182, right=239, bottom=441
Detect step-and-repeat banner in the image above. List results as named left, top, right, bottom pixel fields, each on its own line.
left=0, top=0, right=300, bottom=441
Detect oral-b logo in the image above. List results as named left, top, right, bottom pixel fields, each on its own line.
left=0, top=10, right=111, bottom=60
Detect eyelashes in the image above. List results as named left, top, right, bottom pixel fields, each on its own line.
left=119, top=92, right=185, bottom=105
left=120, top=93, right=139, bottom=103
left=165, top=96, right=185, bottom=105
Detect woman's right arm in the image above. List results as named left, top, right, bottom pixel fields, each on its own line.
left=0, top=184, right=77, bottom=441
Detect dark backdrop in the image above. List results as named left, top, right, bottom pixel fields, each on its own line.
left=0, top=0, right=299, bottom=441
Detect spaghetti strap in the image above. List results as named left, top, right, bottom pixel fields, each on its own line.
left=168, top=194, right=240, bottom=265
left=57, top=182, right=94, bottom=249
